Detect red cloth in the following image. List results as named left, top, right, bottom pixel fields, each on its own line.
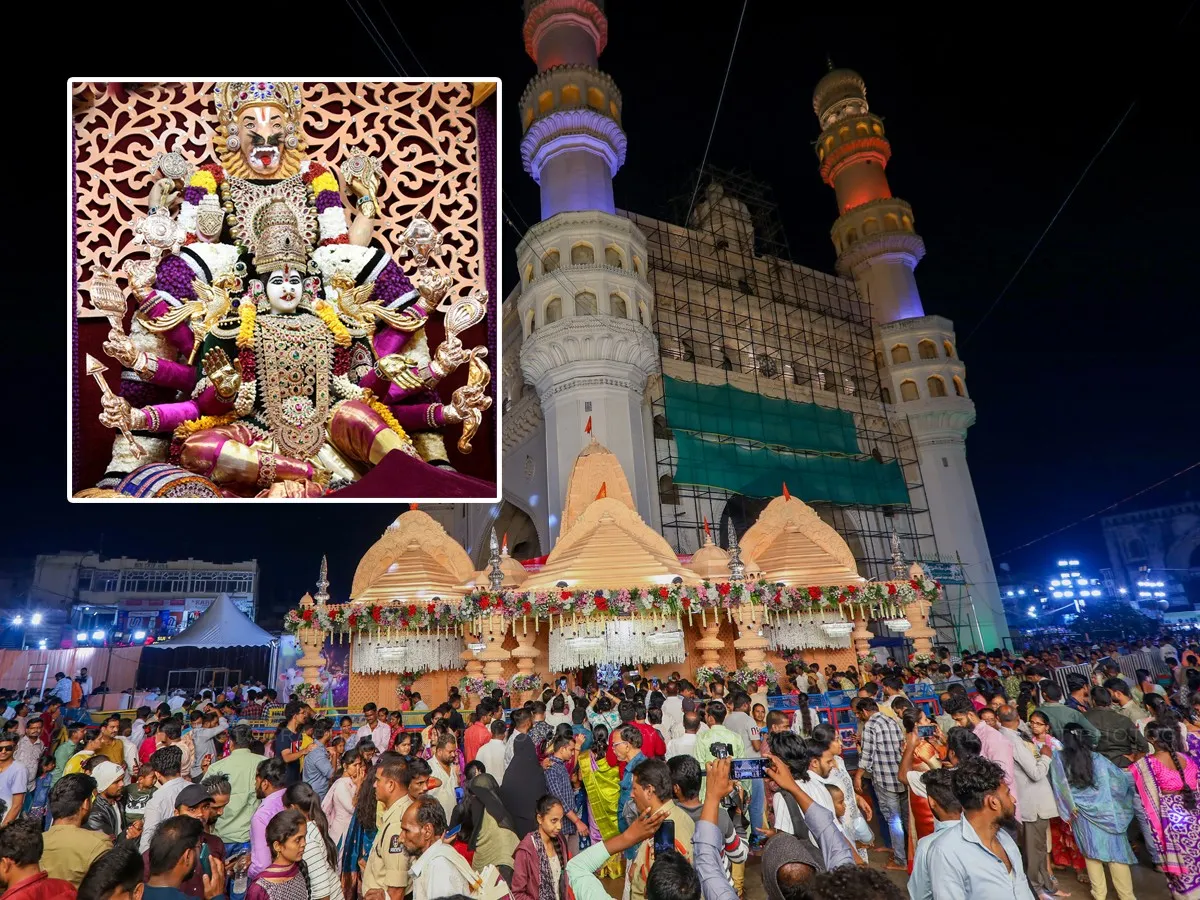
left=38, top=712, right=57, bottom=748
left=0, top=872, right=77, bottom=900
left=139, top=736, right=159, bottom=765
left=332, top=450, right=496, bottom=499
left=634, top=722, right=666, bottom=758
left=464, top=722, right=491, bottom=764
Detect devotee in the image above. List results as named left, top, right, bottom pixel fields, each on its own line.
left=1131, top=721, right=1200, bottom=900
left=505, top=709, right=534, bottom=769
left=996, top=706, right=1058, bottom=897
left=666, top=712, right=701, bottom=760
left=141, top=746, right=190, bottom=852
left=1035, top=682, right=1100, bottom=745
left=0, top=737, right=24, bottom=828
left=459, top=773, right=519, bottom=884
left=906, top=769, right=961, bottom=900
left=356, top=704, right=390, bottom=755
left=427, top=732, right=459, bottom=820
left=1084, top=686, right=1148, bottom=767
left=13, top=722, right=42, bottom=798
left=361, top=755, right=428, bottom=900
left=404, top=797, right=478, bottom=900
left=693, top=702, right=743, bottom=799
left=41, top=775, right=111, bottom=888
left=511, top=794, right=571, bottom=900
left=1103, top=678, right=1150, bottom=726
left=475, top=720, right=509, bottom=785
left=203, top=724, right=263, bottom=867
left=853, top=698, right=906, bottom=870
left=85, top=761, right=136, bottom=842
left=284, top=782, right=342, bottom=900
left=542, top=736, right=583, bottom=855
left=464, top=701, right=495, bottom=763
left=501, top=730, right=548, bottom=840
left=163, top=783, right=227, bottom=900
left=943, top=697, right=1020, bottom=822
left=0, top=818, right=79, bottom=900
left=668, top=755, right=746, bottom=891
left=724, top=692, right=765, bottom=844
left=626, top=758, right=695, bottom=900
left=244, top=809, right=307, bottom=900
left=247, top=758, right=289, bottom=880
left=1049, top=723, right=1137, bottom=900
left=303, top=720, right=335, bottom=799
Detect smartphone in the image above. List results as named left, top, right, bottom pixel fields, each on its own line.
left=198, top=842, right=211, bottom=878
left=454, top=786, right=464, bottom=804
left=445, top=823, right=462, bottom=840
left=731, top=757, right=769, bottom=780
left=653, top=817, right=676, bottom=855
left=559, top=678, right=567, bottom=689
left=917, top=724, right=937, bottom=739
left=711, top=742, right=731, bottom=759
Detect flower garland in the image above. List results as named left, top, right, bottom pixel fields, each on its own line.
left=284, top=599, right=460, bottom=635
left=302, top=162, right=348, bottom=247
left=459, top=676, right=506, bottom=698
left=694, top=666, right=727, bottom=685
left=856, top=653, right=877, bottom=671
left=727, top=664, right=779, bottom=693
left=291, top=682, right=321, bottom=704
left=394, top=672, right=420, bottom=692
left=909, top=651, right=935, bottom=667
left=172, top=412, right=240, bottom=440
left=508, top=673, right=542, bottom=694
left=360, top=389, right=410, bottom=444
left=237, top=300, right=257, bottom=349
left=312, top=300, right=352, bottom=347
left=280, top=576, right=941, bottom=636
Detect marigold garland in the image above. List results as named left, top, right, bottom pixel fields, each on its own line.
left=189, top=169, right=218, bottom=194
left=173, top=412, right=240, bottom=439
left=360, top=389, right=409, bottom=443
left=310, top=172, right=340, bottom=196
left=313, top=301, right=352, bottom=347
left=237, top=300, right=257, bottom=349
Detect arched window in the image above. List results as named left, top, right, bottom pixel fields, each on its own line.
left=926, top=375, right=947, bottom=397
left=881, top=386, right=892, bottom=404
left=943, top=340, right=956, bottom=358
left=658, top=474, right=680, bottom=505
left=681, top=339, right=694, bottom=361
left=538, top=91, right=554, bottom=113
left=604, top=246, right=624, bottom=268
left=918, top=339, right=938, bottom=359
left=952, top=376, right=966, bottom=397
left=609, top=294, right=628, bottom=318
left=856, top=122, right=870, bottom=136
left=587, top=87, right=605, bottom=109
left=633, top=256, right=642, bottom=275
left=844, top=227, right=858, bottom=246
left=524, top=264, right=534, bottom=284
left=523, top=107, right=534, bottom=130
left=900, top=380, right=919, bottom=402
left=571, top=243, right=594, bottom=265
left=610, top=100, right=620, bottom=121
left=721, top=347, right=735, bottom=371
left=891, top=344, right=911, bottom=364
left=544, top=297, right=562, bottom=324
left=560, top=84, right=580, bottom=106
left=820, top=369, right=838, bottom=392
left=542, top=249, right=560, bottom=273
left=883, top=213, right=899, bottom=231
left=842, top=374, right=858, bottom=395
left=862, top=218, right=878, bottom=236
left=574, top=291, right=597, bottom=315
left=901, top=215, right=913, bottom=232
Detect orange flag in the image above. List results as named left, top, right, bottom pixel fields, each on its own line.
left=585, top=416, right=593, bottom=434
left=782, top=482, right=791, bottom=501
left=703, top=516, right=712, bottom=538
left=410, top=502, right=419, bottom=510
left=596, top=482, right=607, bottom=500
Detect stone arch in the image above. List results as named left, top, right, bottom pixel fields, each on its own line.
left=524, top=263, right=534, bottom=284
left=587, top=87, right=604, bottom=109
left=884, top=212, right=900, bottom=231
left=900, top=379, right=920, bottom=401
left=952, top=376, right=966, bottom=397
left=544, top=296, right=562, bottom=324
left=856, top=122, right=870, bottom=137
left=538, top=91, right=553, bottom=113
left=926, top=375, right=947, bottom=397
left=472, top=498, right=544, bottom=568
left=609, top=293, right=628, bottom=318
left=881, top=385, right=892, bottom=404
left=560, top=84, right=580, bottom=106
left=891, top=343, right=911, bottom=364
left=862, top=217, right=878, bottom=236
left=604, top=245, right=625, bottom=268
left=943, top=340, right=956, bottom=358
left=570, top=242, right=595, bottom=265
left=918, top=339, right=938, bottom=359
left=844, top=227, right=858, bottom=246
left=901, top=215, right=913, bottom=232
left=542, top=249, right=560, bottom=273
left=525, top=309, right=536, bottom=335
left=574, top=291, right=598, bottom=315
left=633, top=255, right=642, bottom=275
left=638, top=300, right=650, bottom=326
left=658, top=474, right=680, bottom=505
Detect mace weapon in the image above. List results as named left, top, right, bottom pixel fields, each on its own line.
left=85, top=354, right=144, bottom=458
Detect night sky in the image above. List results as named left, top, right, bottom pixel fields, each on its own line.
left=25, top=4, right=1198, bottom=625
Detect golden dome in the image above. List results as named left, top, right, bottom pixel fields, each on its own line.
left=352, top=508, right=477, bottom=603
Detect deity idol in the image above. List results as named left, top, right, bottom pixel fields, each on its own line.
left=92, top=81, right=491, bottom=496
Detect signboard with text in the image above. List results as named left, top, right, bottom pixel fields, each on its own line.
left=918, top=561, right=966, bottom=585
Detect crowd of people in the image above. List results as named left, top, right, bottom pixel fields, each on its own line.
left=0, top=634, right=1195, bottom=900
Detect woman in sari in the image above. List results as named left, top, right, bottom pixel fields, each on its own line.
left=576, top=723, right=623, bottom=879
left=340, top=757, right=380, bottom=900
left=499, top=729, right=547, bottom=840
left=1050, top=723, right=1137, bottom=900
left=1131, top=722, right=1200, bottom=900
left=461, top=773, right=521, bottom=884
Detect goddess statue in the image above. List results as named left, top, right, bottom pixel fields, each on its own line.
left=90, top=81, right=492, bottom=497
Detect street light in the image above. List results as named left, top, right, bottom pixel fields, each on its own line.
left=76, top=632, right=87, bottom=641
left=31, top=613, right=41, bottom=625
left=91, top=630, right=105, bottom=641
left=12, top=616, right=22, bottom=626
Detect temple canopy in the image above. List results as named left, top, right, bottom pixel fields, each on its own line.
left=352, top=508, right=477, bottom=602
left=153, top=594, right=275, bottom=648
left=741, top=493, right=866, bottom=586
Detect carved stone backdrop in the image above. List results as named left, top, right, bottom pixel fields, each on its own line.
left=73, top=81, right=486, bottom=315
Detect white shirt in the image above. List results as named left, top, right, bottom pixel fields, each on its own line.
left=140, top=777, right=189, bottom=852
left=660, top=696, right=684, bottom=735
left=81, top=676, right=93, bottom=696
left=411, top=839, right=476, bottom=900
left=428, top=755, right=458, bottom=820
left=1160, top=643, right=1178, bottom=663
left=475, top=739, right=507, bottom=784
left=666, top=733, right=699, bottom=760
left=357, top=721, right=391, bottom=752
left=130, top=718, right=147, bottom=748
left=168, top=695, right=185, bottom=712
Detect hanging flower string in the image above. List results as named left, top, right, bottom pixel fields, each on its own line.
left=727, top=664, right=779, bottom=692
left=694, top=665, right=727, bottom=686
left=281, top=577, right=940, bottom=635
left=394, top=672, right=420, bottom=692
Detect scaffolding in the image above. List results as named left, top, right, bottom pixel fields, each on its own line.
left=624, top=165, right=951, bottom=597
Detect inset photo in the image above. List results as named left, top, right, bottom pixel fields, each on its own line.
left=70, top=79, right=501, bottom=501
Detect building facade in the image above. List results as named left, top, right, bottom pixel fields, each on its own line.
left=460, top=0, right=1010, bottom=650
left=30, top=551, right=259, bottom=645
left=1102, top=500, right=1200, bottom=612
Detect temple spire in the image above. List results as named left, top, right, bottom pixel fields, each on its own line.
left=314, top=555, right=330, bottom=605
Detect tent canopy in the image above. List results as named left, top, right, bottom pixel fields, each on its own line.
left=151, top=594, right=276, bottom=649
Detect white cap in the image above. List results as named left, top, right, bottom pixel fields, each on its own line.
left=92, top=760, right=125, bottom=793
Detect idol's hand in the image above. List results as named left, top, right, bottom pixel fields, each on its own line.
left=100, top=394, right=146, bottom=431
left=202, top=348, right=242, bottom=401
left=433, top=339, right=465, bottom=376
left=149, top=177, right=179, bottom=212
left=102, top=330, right=138, bottom=368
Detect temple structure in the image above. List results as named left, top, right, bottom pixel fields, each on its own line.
left=287, top=437, right=939, bottom=708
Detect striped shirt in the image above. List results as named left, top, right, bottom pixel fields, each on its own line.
left=859, top=712, right=905, bottom=794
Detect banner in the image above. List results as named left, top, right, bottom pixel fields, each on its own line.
left=918, top=561, right=966, bottom=585
left=276, top=635, right=349, bottom=708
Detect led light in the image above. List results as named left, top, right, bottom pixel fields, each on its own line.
left=92, top=630, right=105, bottom=640
left=1154, top=591, right=1166, bottom=598
left=133, top=631, right=147, bottom=640
left=1064, top=590, right=1074, bottom=598
left=1071, top=572, right=1080, bottom=578
left=1060, top=573, right=1070, bottom=580
left=31, top=613, right=42, bottom=625
left=1017, top=590, right=1026, bottom=596
left=1139, top=591, right=1151, bottom=598
left=1118, top=588, right=1127, bottom=594
left=1069, top=560, right=1079, bottom=566
left=76, top=632, right=88, bottom=641
left=11, top=616, right=22, bottom=626
left=1053, top=591, right=1064, bottom=599
left=821, top=622, right=854, bottom=637
left=37, top=640, right=46, bottom=649
left=1051, top=580, right=1060, bottom=587
left=1057, top=560, right=1068, bottom=567
left=1006, top=590, right=1015, bottom=597
left=1075, top=579, right=1086, bottom=586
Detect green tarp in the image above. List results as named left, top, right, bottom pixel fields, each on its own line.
left=662, top=377, right=860, bottom=455
left=672, top=433, right=911, bottom=506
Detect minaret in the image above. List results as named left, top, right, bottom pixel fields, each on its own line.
left=812, top=65, right=1009, bottom=649
left=514, top=0, right=659, bottom=543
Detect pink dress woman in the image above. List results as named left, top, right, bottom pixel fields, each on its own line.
left=1131, top=754, right=1200, bottom=900
left=322, top=774, right=358, bottom=865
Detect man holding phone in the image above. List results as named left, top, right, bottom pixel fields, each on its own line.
left=627, top=759, right=695, bottom=900
left=151, top=784, right=226, bottom=898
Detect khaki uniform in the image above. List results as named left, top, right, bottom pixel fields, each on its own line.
left=362, top=795, right=414, bottom=894
left=41, top=823, right=112, bottom=887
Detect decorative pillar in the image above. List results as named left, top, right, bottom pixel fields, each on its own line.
left=695, top=621, right=723, bottom=668
left=852, top=616, right=873, bottom=657
left=733, top=603, right=769, bottom=669
left=906, top=598, right=936, bottom=657
left=461, top=632, right=484, bottom=680
left=296, top=591, right=325, bottom=687
left=478, top=614, right=510, bottom=681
